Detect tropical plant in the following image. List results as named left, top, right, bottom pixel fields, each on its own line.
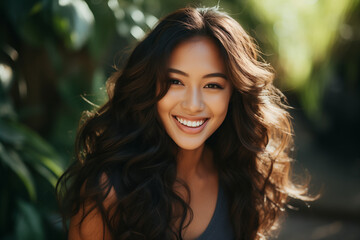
left=0, top=57, right=64, bottom=239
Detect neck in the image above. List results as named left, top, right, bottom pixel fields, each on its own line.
left=176, top=145, right=215, bottom=183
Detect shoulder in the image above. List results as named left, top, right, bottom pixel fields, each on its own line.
left=68, top=173, right=117, bottom=240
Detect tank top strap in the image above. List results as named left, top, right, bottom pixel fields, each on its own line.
left=196, top=182, right=235, bottom=240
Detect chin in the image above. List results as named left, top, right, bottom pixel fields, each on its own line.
left=173, top=139, right=205, bottom=151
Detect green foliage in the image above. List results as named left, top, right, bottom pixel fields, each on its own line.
left=0, top=68, right=64, bottom=238
left=15, top=199, right=45, bottom=240
left=248, top=0, right=359, bottom=120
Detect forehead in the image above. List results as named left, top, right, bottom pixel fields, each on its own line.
left=168, top=36, right=225, bottom=74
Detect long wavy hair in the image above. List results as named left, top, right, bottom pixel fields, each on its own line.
left=56, top=6, right=311, bottom=240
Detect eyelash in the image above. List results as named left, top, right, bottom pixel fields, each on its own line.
left=169, top=79, right=183, bottom=85
left=169, top=79, right=223, bottom=89
left=204, top=83, right=223, bottom=89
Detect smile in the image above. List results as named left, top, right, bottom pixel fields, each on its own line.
left=174, top=116, right=207, bottom=128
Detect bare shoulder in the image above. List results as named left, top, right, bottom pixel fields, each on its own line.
left=68, top=173, right=117, bottom=240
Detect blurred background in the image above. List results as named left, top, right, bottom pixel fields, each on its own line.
left=0, top=0, right=359, bottom=239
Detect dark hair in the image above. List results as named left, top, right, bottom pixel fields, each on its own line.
left=57, top=6, right=311, bottom=240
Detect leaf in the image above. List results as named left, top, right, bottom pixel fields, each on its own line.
left=0, top=143, right=36, bottom=200
left=0, top=118, right=63, bottom=188
left=23, top=149, right=63, bottom=179
left=36, top=155, right=63, bottom=177
left=31, top=162, right=58, bottom=187
left=0, top=118, right=25, bottom=146
left=6, top=120, right=63, bottom=167
left=15, top=199, right=45, bottom=240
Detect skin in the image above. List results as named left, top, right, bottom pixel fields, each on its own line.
left=157, top=36, right=232, bottom=239
left=68, top=175, right=115, bottom=240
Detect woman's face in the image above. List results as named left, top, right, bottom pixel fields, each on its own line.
left=157, top=36, right=232, bottom=150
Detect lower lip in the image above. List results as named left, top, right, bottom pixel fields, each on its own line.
left=172, top=116, right=208, bottom=134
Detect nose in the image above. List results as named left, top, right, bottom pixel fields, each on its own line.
left=181, top=87, right=205, bottom=113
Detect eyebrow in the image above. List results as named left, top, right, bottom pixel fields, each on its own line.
left=168, top=68, right=227, bottom=80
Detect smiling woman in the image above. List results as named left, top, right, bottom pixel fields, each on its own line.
left=56, top=6, right=312, bottom=240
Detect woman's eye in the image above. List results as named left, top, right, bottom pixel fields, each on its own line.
left=205, top=83, right=223, bottom=89
left=169, top=79, right=183, bottom=85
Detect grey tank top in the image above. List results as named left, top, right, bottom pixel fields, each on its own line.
left=195, top=183, right=235, bottom=240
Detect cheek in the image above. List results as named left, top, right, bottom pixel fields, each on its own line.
left=157, top=95, right=175, bottom=122
left=157, top=89, right=182, bottom=113
left=156, top=100, right=168, bottom=121
left=207, top=93, right=232, bottom=117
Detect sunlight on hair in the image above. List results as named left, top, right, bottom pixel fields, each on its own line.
left=80, top=94, right=100, bottom=108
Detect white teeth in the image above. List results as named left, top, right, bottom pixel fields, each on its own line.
left=175, top=117, right=206, bottom=128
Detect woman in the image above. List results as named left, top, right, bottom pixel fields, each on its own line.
left=56, top=6, right=311, bottom=240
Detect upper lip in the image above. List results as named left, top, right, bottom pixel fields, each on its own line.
left=173, top=115, right=209, bottom=121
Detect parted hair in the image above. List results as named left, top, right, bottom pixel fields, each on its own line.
left=56, top=6, right=311, bottom=240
